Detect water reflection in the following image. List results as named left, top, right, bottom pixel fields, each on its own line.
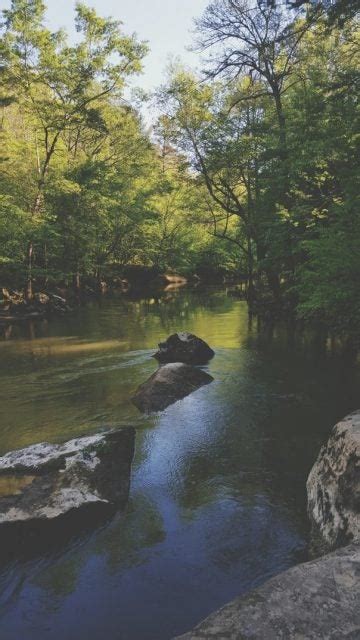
left=0, top=287, right=359, bottom=640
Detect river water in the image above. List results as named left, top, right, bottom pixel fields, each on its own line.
left=0, top=286, right=358, bottom=640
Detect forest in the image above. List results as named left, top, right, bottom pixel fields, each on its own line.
left=0, top=0, right=359, bottom=338
left=0, top=4, right=360, bottom=639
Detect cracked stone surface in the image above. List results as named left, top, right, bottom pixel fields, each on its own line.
left=0, top=428, right=135, bottom=525
left=307, top=410, right=360, bottom=552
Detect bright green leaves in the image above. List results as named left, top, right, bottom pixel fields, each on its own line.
left=0, top=1, right=150, bottom=290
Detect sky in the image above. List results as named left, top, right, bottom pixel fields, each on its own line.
left=1, top=0, right=210, bottom=93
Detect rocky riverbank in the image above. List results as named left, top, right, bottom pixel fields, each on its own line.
left=0, top=273, right=187, bottom=323
left=174, top=411, right=360, bottom=639
left=0, top=288, right=71, bottom=322
left=0, top=269, right=247, bottom=326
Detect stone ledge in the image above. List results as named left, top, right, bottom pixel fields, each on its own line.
left=175, top=543, right=360, bottom=639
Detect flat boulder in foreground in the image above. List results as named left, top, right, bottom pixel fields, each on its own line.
left=154, top=332, right=215, bottom=365
left=0, top=428, right=135, bottom=527
left=175, top=544, right=360, bottom=639
left=132, top=363, right=213, bottom=413
left=307, top=410, right=360, bottom=552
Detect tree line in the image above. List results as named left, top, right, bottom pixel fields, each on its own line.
left=0, top=0, right=359, bottom=337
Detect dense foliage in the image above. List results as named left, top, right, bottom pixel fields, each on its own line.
left=0, top=0, right=359, bottom=338
left=158, top=0, right=360, bottom=335
left=0, top=0, right=227, bottom=297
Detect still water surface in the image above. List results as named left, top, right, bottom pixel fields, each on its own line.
left=0, top=286, right=359, bottom=640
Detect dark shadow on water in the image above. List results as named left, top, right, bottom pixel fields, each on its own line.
left=0, top=504, right=118, bottom=566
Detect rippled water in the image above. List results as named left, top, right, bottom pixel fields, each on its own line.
left=0, top=286, right=359, bottom=640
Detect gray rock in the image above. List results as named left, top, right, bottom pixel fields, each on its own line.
left=307, top=411, right=360, bottom=552
left=33, top=292, right=50, bottom=305
left=154, top=332, right=215, bottom=365
left=175, top=544, right=360, bottom=639
left=0, top=428, right=135, bottom=526
left=47, top=293, right=70, bottom=314
left=0, top=433, right=112, bottom=474
left=49, top=293, right=67, bottom=305
left=132, top=363, right=213, bottom=413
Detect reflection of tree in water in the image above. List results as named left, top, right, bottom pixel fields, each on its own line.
left=244, top=325, right=360, bottom=473
left=166, top=357, right=272, bottom=517
left=198, top=494, right=307, bottom=589
left=33, top=555, right=84, bottom=602
left=28, top=495, right=165, bottom=608
left=166, top=319, right=360, bottom=545
left=117, top=287, right=236, bottom=339
left=0, top=286, right=236, bottom=346
left=92, top=495, right=166, bottom=572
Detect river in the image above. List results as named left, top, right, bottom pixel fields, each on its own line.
left=0, top=285, right=358, bottom=640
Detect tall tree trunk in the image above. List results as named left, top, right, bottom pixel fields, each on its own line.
left=266, top=268, right=281, bottom=303
left=25, top=130, right=60, bottom=299
left=25, top=188, right=43, bottom=301
left=255, top=239, right=281, bottom=303
left=25, top=240, right=33, bottom=301
left=74, top=268, right=81, bottom=295
left=272, top=85, right=290, bottom=207
left=42, top=242, right=49, bottom=289
left=246, top=235, right=256, bottom=307
left=273, top=89, right=287, bottom=155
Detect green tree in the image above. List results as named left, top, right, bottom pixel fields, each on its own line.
left=1, top=0, right=147, bottom=296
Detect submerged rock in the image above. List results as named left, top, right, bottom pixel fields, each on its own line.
left=307, top=411, right=360, bottom=552
left=132, top=363, right=213, bottom=413
left=175, top=544, right=360, bottom=639
left=0, top=428, right=135, bottom=527
left=154, top=332, right=215, bottom=365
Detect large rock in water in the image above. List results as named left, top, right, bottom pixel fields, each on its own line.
left=307, top=411, right=360, bottom=552
left=0, top=428, right=135, bottom=528
left=132, top=363, right=213, bottom=413
left=175, top=544, right=360, bottom=639
left=154, top=332, right=215, bottom=365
